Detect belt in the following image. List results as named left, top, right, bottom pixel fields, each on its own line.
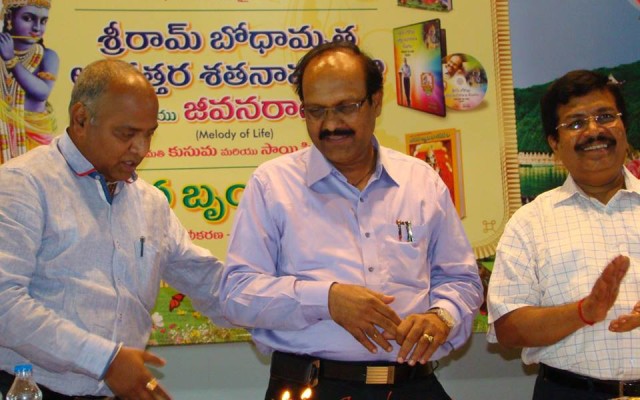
left=540, top=364, right=640, bottom=397
left=271, top=351, right=434, bottom=386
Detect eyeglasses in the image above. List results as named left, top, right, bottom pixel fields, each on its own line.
left=302, top=97, right=368, bottom=121
left=555, top=112, right=622, bottom=132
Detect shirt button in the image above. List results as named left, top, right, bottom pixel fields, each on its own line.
left=365, top=232, right=370, bottom=238
left=368, top=267, right=374, bottom=272
left=359, top=197, right=364, bottom=202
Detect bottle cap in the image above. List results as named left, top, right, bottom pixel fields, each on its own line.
left=14, top=364, right=32, bottom=373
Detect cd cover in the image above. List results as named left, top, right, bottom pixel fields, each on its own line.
left=393, top=19, right=446, bottom=117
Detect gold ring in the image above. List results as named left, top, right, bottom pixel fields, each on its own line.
left=423, top=333, right=434, bottom=343
left=146, top=378, right=158, bottom=391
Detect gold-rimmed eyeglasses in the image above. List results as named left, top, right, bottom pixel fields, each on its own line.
left=555, top=112, right=623, bottom=132
left=302, top=97, right=368, bottom=121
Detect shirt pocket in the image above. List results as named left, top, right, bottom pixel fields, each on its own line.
left=134, top=239, right=161, bottom=311
left=376, top=223, right=430, bottom=287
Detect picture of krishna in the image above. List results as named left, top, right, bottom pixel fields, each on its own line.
left=0, top=0, right=57, bottom=164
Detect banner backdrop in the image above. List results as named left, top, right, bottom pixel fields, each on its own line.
left=31, top=0, right=515, bottom=344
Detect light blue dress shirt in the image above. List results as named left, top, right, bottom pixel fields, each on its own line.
left=0, top=132, right=226, bottom=396
left=222, top=138, right=482, bottom=362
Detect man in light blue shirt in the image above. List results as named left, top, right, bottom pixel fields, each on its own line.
left=0, top=59, right=226, bottom=399
left=221, top=41, right=482, bottom=400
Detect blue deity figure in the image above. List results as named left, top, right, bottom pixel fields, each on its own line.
left=0, top=0, right=58, bottom=164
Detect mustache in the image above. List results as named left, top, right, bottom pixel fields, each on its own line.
left=575, top=134, right=616, bottom=151
left=319, top=129, right=355, bottom=140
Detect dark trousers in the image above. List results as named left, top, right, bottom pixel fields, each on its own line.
left=533, top=373, right=614, bottom=400
left=0, top=370, right=111, bottom=400
left=403, top=77, right=411, bottom=106
left=265, top=373, right=451, bottom=400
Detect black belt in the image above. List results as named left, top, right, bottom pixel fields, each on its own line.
left=0, top=370, right=111, bottom=400
left=540, top=364, right=640, bottom=397
left=271, top=351, right=434, bottom=386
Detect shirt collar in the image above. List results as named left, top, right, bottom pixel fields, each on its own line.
left=306, top=136, right=398, bottom=187
left=552, top=167, right=640, bottom=205
left=624, top=166, right=640, bottom=193
left=57, top=130, right=137, bottom=183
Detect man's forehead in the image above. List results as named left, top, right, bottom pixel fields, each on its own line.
left=559, top=90, right=617, bottom=113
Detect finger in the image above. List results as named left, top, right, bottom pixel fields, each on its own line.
left=407, top=333, right=436, bottom=366
left=379, top=294, right=396, bottom=305
left=602, top=256, right=630, bottom=288
left=368, top=328, right=393, bottom=352
left=394, top=318, right=416, bottom=347
left=142, top=351, right=167, bottom=367
left=129, top=387, right=156, bottom=400
left=370, top=295, right=402, bottom=333
left=381, top=329, right=395, bottom=340
left=396, top=321, right=420, bottom=363
left=353, top=328, right=377, bottom=354
left=151, top=382, right=173, bottom=400
left=399, top=332, right=432, bottom=365
left=372, top=311, right=401, bottom=338
left=609, top=314, right=640, bottom=332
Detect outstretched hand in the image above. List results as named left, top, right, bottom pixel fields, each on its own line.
left=328, top=283, right=402, bottom=353
left=104, top=346, right=172, bottom=400
left=609, top=301, right=640, bottom=332
left=580, top=255, right=630, bottom=325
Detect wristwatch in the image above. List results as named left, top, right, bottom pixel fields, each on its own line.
left=427, top=307, right=455, bottom=329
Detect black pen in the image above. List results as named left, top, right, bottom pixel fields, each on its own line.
left=140, top=236, right=145, bottom=257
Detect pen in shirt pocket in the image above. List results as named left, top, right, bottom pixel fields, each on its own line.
left=395, top=220, right=414, bottom=242
left=139, top=236, right=145, bottom=257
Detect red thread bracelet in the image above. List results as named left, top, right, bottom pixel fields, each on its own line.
left=577, top=298, right=595, bottom=326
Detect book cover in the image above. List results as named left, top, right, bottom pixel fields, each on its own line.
left=406, top=128, right=465, bottom=217
left=393, top=19, right=446, bottom=117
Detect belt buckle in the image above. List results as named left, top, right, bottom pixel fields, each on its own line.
left=365, top=366, right=395, bottom=384
left=612, top=379, right=640, bottom=399
left=620, top=380, right=640, bottom=398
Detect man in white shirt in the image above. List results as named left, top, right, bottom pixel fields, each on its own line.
left=487, top=69, right=640, bottom=400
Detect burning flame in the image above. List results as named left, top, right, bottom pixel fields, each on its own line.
left=301, top=388, right=313, bottom=399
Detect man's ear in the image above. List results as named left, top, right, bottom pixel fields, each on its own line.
left=70, top=102, right=88, bottom=129
left=372, top=90, right=383, bottom=117
left=547, top=135, right=558, bottom=153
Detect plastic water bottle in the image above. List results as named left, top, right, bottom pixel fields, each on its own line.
left=6, top=364, right=42, bottom=400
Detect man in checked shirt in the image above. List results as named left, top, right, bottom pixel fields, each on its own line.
left=487, top=69, right=640, bottom=400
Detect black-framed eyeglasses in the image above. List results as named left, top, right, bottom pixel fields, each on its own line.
left=302, top=97, right=368, bottom=121
left=555, top=112, right=623, bottom=132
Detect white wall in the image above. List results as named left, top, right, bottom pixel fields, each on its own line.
left=152, top=333, right=537, bottom=399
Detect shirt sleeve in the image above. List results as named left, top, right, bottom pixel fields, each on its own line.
left=427, top=177, right=484, bottom=352
left=486, top=208, right=541, bottom=343
left=221, top=175, right=333, bottom=330
left=159, top=205, right=230, bottom=327
left=0, top=168, right=117, bottom=379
